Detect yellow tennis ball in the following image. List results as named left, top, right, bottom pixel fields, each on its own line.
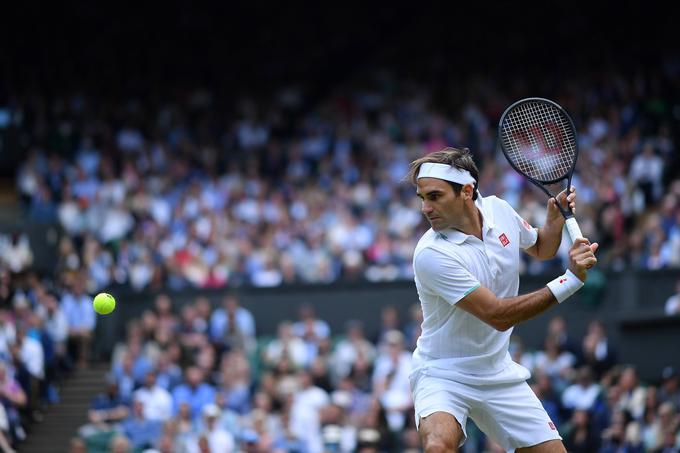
left=93, top=293, right=116, bottom=315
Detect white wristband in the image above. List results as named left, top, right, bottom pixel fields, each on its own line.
left=546, top=269, right=584, bottom=303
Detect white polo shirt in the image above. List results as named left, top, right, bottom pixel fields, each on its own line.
left=411, top=194, right=538, bottom=385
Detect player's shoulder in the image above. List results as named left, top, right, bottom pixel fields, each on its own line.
left=480, top=194, right=517, bottom=217
left=414, top=230, right=436, bottom=256
left=481, top=194, right=511, bottom=210
left=413, top=230, right=464, bottom=265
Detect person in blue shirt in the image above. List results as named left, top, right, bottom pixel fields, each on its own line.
left=171, top=366, right=216, bottom=420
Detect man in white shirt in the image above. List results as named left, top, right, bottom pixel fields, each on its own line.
left=406, top=148, right=598, bottom=452
left=664, top=279, right=680, bottom=316
left=133, top=371, right=173, bottom=422
left=561, top=366, right=600, bottom=412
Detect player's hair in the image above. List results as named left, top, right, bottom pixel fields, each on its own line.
left=406, top=147, right=480, bottom=200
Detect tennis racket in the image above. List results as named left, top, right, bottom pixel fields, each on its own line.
left=498, top=97, right=583, bottom=243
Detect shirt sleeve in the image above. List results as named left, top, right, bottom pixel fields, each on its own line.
left=506, top=202, right=538, bottom=249
left=414, top=247, right=481, bottom=306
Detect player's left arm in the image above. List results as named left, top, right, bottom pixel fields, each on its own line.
left=524, top=186, right=575, bottom=260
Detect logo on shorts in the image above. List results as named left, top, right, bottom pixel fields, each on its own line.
left=499, top=233, right=509, bottom=247
left=548, top=421, right=556, bottom=430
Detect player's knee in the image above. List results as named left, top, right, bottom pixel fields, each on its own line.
left=423, top=438, right=458, bottom=453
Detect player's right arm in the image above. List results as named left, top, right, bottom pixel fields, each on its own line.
left=416, top=238, right=597, bottom=332
left=458, top=238, right=598, bottom=331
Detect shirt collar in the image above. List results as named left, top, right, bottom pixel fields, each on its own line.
left=475, top=193, right=496, bottom=230
left=435, top=193, right=495, bottom=244
left=436, top=228, right=467, bottom=244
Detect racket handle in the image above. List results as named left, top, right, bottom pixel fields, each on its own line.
left=565, top=217, right=583, bottom=242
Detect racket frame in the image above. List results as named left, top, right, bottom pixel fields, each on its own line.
left=498, top=97, right=583, bottom=241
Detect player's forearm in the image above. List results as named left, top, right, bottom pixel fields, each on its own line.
left=492, top=287, right=558, bottom=331
left=534, top=223, right=563, bottom=259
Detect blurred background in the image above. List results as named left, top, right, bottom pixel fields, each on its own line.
left=1, top=3, right=679, bottom=452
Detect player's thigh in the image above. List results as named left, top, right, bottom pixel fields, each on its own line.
left=472, top=381, right=561, bottom=451
left=516, top=439, right=567, bottom=453
left=419, top=411, right=464, bottom=452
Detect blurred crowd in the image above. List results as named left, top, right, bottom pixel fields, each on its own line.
left=64, top=295, right=679, bottom=453
left=0, top=263, right=97, bottom=453
left=10, top=66, right=680, bottom=292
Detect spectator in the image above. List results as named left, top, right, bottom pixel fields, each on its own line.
left=195, top=403, right=235, bottom=453
left=532, top=334, right=576, bottom=383
left=35, top=290, right=69, bottom=374
left=215, top=350, right=251, bottom=415
left=658, top=366, right=680, bottom=411
left=85, top=379, right=129, bottom=429
left=171, top=367, right=216, bottom=419
left=109, top=434, right=132, bottom=453
left=331, top=320, right=376, bottom=383
left=0, top=362, right=27, bottom=443
left=119, top=399, right=163, bottom=451
left=546, top=315, right=580, bottom=357
left=664, top=280, right=680, bottom=316
left=629, top=143, right=664, bottom=208
left=153, top=294, right=179, bottom=332
left=292, top=304, right=330, bottom=341
left=616, top=366, right=648, bottom=421
left=11, top=324, right=44, bottom=422
left=580, top=320, right=617, bottom=379
left=403, top=304, right=423, bottom=352
left=373, top=306, right=401, bottom=346
left=562, top=409, right=600, bottom=453
left=0, top=233, right=33, bottom=275
left=262, top=321, right=307, bottom=370
left=642, top=401, right=677, bottom=452
left=60, top=279, right=96, bottom=368
left=530, top=370, right=562, bottom=430
left=155, top=350, right=183, bottom=392
left=562, top=366, right=602, bottom=413
left=371, top=330, right=412, bottom=432
left=292, top=304, right=331, bottom=366
left=209, top=295, right=256, bottom=354
left=110, top=353, right=137, bottom=402
left=133, top=371, right=173, bottom=422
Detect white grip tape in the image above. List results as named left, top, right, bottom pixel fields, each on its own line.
left=565, top=217, right=583, bottom=242
left=546, top=269, right=584, bottom=303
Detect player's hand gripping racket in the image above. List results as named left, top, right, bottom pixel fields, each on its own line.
left=498, top=97, right=583, bottom=243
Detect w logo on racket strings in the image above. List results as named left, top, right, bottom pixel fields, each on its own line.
left=499, top=233, right=509, bottom=247
left=511, top=122, right=565, bottom=157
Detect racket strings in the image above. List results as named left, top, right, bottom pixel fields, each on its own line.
left=501, top=102, right=576, bottom=182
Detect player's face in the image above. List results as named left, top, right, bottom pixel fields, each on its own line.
left=416, top=178, right=463, bottom=231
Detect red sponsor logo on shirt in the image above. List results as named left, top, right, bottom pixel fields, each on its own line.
left=499, top=233, right=509, bottom=247
left=548, top=421, right=556, bottom=431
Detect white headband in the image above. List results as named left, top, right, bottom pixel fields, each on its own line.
left=417, top=162, right=476, bottom=185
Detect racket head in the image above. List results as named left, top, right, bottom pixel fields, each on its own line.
left=498, top=97, right=579, bottom=185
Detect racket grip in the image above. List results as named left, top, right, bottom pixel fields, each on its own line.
left=565, top=217, right=583, bottom=242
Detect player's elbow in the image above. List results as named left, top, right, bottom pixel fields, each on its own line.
left=490, top=320, right=513, bottom=332
left=485, top=311, right=513, bottom=331
left=488, top=300, right=513, bottom=331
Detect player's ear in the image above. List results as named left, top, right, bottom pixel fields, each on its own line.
left=462, top=183, right=474, bottom=200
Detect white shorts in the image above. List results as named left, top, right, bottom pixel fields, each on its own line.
left=411, top=369, right=561, bottom=452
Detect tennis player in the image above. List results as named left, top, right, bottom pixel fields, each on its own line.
left=407, top=148, right=598, bottom=453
